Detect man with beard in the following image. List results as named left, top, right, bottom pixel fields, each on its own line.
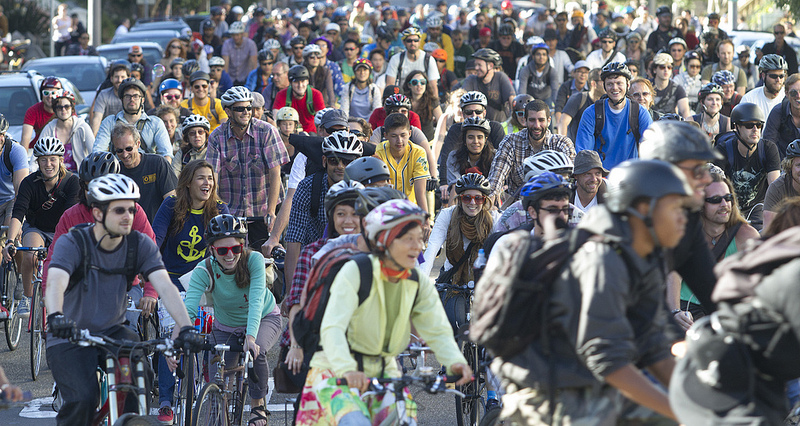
left=700, top=39, right=747, bottom=96
left=461, top=48, right=516, bottom=122
left=570, top=149, right=608, bottom=224
left=94, top=78, right=172, bottom=162
left=91, top=61, right=130, bottom=135
left=487, top=99, right=575, bottom=200
left=517, top=41, right=558, bottom=107
left=764, top=140, right=800, bottom=229
left=646, top=6, right=682, bottom=55
left=740, top=54, right=787, bottom=119
left=764, top=74, right=800, bottom=158
left=575, top=62, right=653, bottom=169
left=713, top=103, right=780, bottom=229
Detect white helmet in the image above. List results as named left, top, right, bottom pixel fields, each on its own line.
left=33, top=136, right=65, bottom=157
left=229, top=21, right=246, bottom=34
left=426, top=15, right=443, bottom=28
left=263, top=38, right=281, bottom=51
left=180, top=114, right=211, bottom=137
left=276, top=107, right=300, bottom=123
left=322, top=131, right=363, bottom=157
left=523, top=150, right=574, bottom=182
left=87, top=174, right=141, bottom=205
left=208, top=56, right=226, bottom=67
left=364, top=199, right=429, bottom=249
left=460, top=91, right=487, bottom=108
left=303, top=44, right=322, bottom=58
left=220, top=86, right=253, bottom=107
left=315, top=107, right=333, bottom=127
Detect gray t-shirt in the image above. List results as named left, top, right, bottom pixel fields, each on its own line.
left=349, top=86, right=373, bottom=120
left=764, top=172, right=798, bottom=212
left=93, top=87, right=123, bottom=119
left=460, top=72, right=516, bottom=122
left=562, top=92, right=593, bottom=145
left=47, top=229, right=165, bottom=347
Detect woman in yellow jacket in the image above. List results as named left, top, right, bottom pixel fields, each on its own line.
left=296, top=199, right=472, bottom=425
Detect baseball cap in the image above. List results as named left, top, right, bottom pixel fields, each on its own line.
left=572, top=10, right=584, bottom=19
left=382, top=85, right=401, bottom=100
left=129, top=45, right=143, bottom=55
left=325, top=23, right=340, bottom=33
left=321, top=109, right=348, bottom=129
left=573, top=60, right=590, bottom=71
left=479, top=27, right=491, bottom=37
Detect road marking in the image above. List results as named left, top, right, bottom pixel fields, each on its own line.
left=19, top=397, right=57, bottom=418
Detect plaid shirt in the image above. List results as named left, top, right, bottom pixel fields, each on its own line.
left=206, top=119, right=289, bottom=217
left=285, top=173, right=329, bottom=245
left=279, top=238, right=327, bottom=347
left=487, top=129, right=575, bottom=196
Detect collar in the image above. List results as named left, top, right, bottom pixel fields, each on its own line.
left=115, top=110, right=148, bottom=124
left=222, top=118, right=255, bottom=141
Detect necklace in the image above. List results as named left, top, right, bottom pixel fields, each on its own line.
left=704, top=228, right=725, bottom=246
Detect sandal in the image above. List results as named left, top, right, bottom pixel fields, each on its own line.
left=249, top=405, right=270, bottom=426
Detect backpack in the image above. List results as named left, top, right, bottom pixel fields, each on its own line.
left=396, top=51, right=430, bottom=84
left=65, top=224, right=140, bottom=293
left=347, top=82, right=379, bottom=113
left=593, top=98, right=641, bottom=161
left=3, top=137, right=15, bottom=174
left=285, top=85, right=315, bottom=116
left=291, top=248, right=419, bottom=369
left=716, top=131, right=767, bottom=171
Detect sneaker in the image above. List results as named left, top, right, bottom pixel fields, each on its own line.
left=17, top=297, right=29, bottom=318
left=157, top=406, right=174, bottom=424
left=485, top=398, right=501, bottom=412
left=13, top=280, right=22, bottom=300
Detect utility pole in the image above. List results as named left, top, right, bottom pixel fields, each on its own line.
left=88, top=0, right=101, bottom=45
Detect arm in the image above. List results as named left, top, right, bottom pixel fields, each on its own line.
left=266, top=165, right=281, bottom=226
left=248, top=55, right=258, bottom=79
left=92, top=117, right=112, bottom=152
left=245, top=253, right=268, bottom=339
left=558, top=113, right=573, bottom=137
left=666, top=271, right=693, bottom=330
left=413, top=178, right=428, bottom=212
left=19, top=125, right=34, bottom=150
left=605, top=364, right=676, bottom=420
left=420, top=207, right=450, bottom=274
left=152, top=119, right=174, bottom=161
left=262, top=187, right=294, bottom=257
left=44, top=267, right=70, bottom=315
left=767, top=170, right=780, bottom=184
left=222, top=55, right=230, bottom=74
left=677, top=98, right=691, bottom=119
left=284, top=242, right=301, bottom=293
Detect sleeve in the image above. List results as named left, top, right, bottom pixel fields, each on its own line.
left=63, top=174, right=80, bottom=207
left=151, top=196, right=175, bottom=249
left=288, top=243, right=316, bottom=308
left=574, top=104, right=596, bottom=152
left=73, top=121, right=94, bottom=167
left=639, top=102, right=654, bottom=132
left=444, top=36, right=455, bottom=71
left=420, top=207, right=452, bottom=275
left=137, top=234, right=167, bottom=279
left=150, top=119, right=173, bottom=159
left=9, top=144, right=29, bottom=172
left=245, top=252, right=268, bottom=338
left=245, top=69, right=257, bottom=91
left=486, top=136, right=514, bottom=196
left=410, top=273, right=468, bottom=371
left=765, top=141, right=781, bottom=172
left=312, top=89, right=326, bottom=112
left=736, top=68, right=747, bottom=89
left=427, top=56, right=441, bottom=82
left=385, top=54, right=400, bottom=79
left=674, top=85, right=687, bottom=101
left=205, top=134, right=221, bottom=172
left=23, top=105, right=38, bottom=126
left=92, top=92, right=106, bottom=114
left=287, top=153, right=308, bottom=190
left=48, top=233, right=81, bottom=274
left=501, top=71, right=516, bottom=99
left=272, top=90, right=286, bottom=111
left=183, top=263, right=212, bottom=322
left=646, top=32, right=658, bottom=53
left=764, top=177, right=785, bottom=212
left=11, top=177, right=33, bottom=222
left=700, top=65, right=713, bottom=82
left=516, top=66, right=529, bottom=94
left=221, top=40, right=231, bottom=56
left=446, top=151, right=460, bottom=187
left=39, top=122, right=55, bottom=140
left=157, top=157, right=178, bottom=196
left=562, top=93, right=580, bottom=118
left=410, top=147, right=431, bottom=181
left=555, top=82, right=569, bottom=112
left=489, top=122, right=506, bottom=150
left=263, top=125, right=290, bottom=170
left=93, top=116, right=113, bottom=152
left=762, top=105, right=782, bottom=143
left=371, top=85, right=383, bottom=110
left=216, top=100, right=229, bottom=122
left=285, top=180, right=311, bottom=243
left=409, top=112, right=422, bottom=130
left=318, top=259, right=364, bottom=375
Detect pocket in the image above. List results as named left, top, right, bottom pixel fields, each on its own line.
left=223, top=156, right=241, bottom=175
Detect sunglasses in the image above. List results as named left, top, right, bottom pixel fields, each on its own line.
left=775, top=31, right=786, bottom=35
left=110, top=206, right=137, bottom=215
left=163, top=94, right=181, bottom=101
left=601, top=40, right=615, bottom=44
left=404, top=38, right=420, bottom=43
left=540, top=206, right=572, bottom=215
left=460, top=194, right=486, bottom=204
left=463, top=108, right=485, bottom=116
left=193, top=84, right=209, bottom=89
left=766, top=73, right=786, bottom=80
left=326, top=156, right=353, bottom=166
left=409, top=78, right=427, bottom=86
left=230, top=106, right=253, bottom=113
left=705, top=194, right=734, bottom=204
left=677, top=162, right=711, bottom=179
left=308, top=53, right=322, bottom=59
left=54, top=104, right=71, bottom=110
left=213, top=244, right=244, bottom=256
left=42, top=89, right=61, bottom=97
left=739, top=122, right=764, bottom=130
left=343, top=47, right=357, bottom=51
left=689, top=64, right=702, bottom=69
left=658, top=65, right=673, bottom=70
left=170, top=45, right=182, bottom=49
left=114, top=146, right=135, bottom=154
left=789, top=89, right=800, bottom=99
left=129, top=54, right=142, bottom=58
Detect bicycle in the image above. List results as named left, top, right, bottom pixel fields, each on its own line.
left=13, top=246, right=48, bottom=381
left=0, top=245, right=21, bottom=351
left=191, top=339, right=259, bottom=426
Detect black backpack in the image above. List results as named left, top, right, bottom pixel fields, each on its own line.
left=592, top=98, right=640, bottom=161
left=2, top=137, right=16, bottom=174
left=65, top=224, right=141, bottom=293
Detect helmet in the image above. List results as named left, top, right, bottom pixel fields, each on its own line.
left=423, top=42, right=440, bottom=53
left=324, top=180, right=365, bottom=220
left=190, top=71, right=211, bottom=84
left=455, top=173, right=491, bottom=195
left=712, top=70, right=736, bottom=86
left=288, top=65, right=310, bottom=81
left=0, top=114, right=7, bottom=134
left=200, top=19, right=216, bottom=32
left=79, top=152, right=120, bottom=183
left=759, top=53, right=788, bottom=73
left=384, top=93, right=411, bottom=109
left=159, top=78, right=183, bottom=94
left=257, top=49, right=275, bottom=62
left=208, top=56, right=226, bottom=68
left=426, top=15, right=442, bottom=28
left=220, top=86, right=253, bottom=107
left=668, top=37, right=687, bottom=48
left=322, top=131, right=363, bottom=158
left=598, top=28, right=617, bottom=42
left=472, top=48, right=502, bottom=67
left=530, top=42, right=549, bottom=53
left=303, top=44, right=322, bottom=57
left=87, top=174, right=141, bottom=205
left=376, top=26, right=394, bottom=42
left=54, top=90, right=76, bottom=105
left=364, top=199, right=429, bottom=249
left=639, top=121, right=721, bottom=163
left=33, top=137, right=65, bottom=157
left=400, top=27, right=422, bottom=41
left=40, top=76, right=62, bottom=93
left=117, top=77, right=147, bottom=99
left=460, top=91, right=487, bottom=108
left=275, top=107, right=300, bottom=122
left=512, top=94, right=534, bottom=110
left=314, top=108, right=333, bottom=127
left=345, top=157, right=391, bottom=185
left=730, top=102, right=766, bottom=124
left=289, top=36, right=306, bottom=47
left=520, top=171, right=572, bottom=209
left=109, top=59, right=132, bottom=75
left=522, top=150, right=574, bottom=182
left=183, top=59, right=200, bottom=76
left=461, top=116, right=491, bottom=139
left=229, top=21, right=246, bottom=34
left=205, top=214, right=248, bottom=245
left=180, top=114, right=211, bottom=137
left=684, top=50, right=702, bottom=63
left=498, top=24, right=514, bottom=36
left=787, top=140, right=800, bottom=159
left=698, top=83, right=724, bottom=101
left=130, top=62, right=145, bottom=75
left=658, top=113, right=685, bottom=121
left=169, top=57, right=185, bottom=69
left=600, top=62, right=631, bottom=80
left=604, top=160, right=692, bottom=215
left=656, top=5, right=672, bottom=16
left=263, top=38, right=281, bottom=51
left=354, top=187, right=405, bottom=216
left=353, top=58, right=373, bottom=71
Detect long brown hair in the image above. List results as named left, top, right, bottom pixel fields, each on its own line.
left=168, top=160, right=222, bottom=237
left=763, top=196, right=800, bottom=238
left=445, top=194, right=493, bottom=284
left=403, top=70, right=439, bottom=124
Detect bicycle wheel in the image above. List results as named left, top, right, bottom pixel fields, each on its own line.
left=479, top=406, right=503, bottom=426
left=191, top=383, right=227, bottom=426
left=113, top=413, right=164, bottom=425
left=30, top=281, right=44, bottom=380
left=176, top=353, right=201, bottom=426
left=232, top=372, right=250, bottom=426
left=455, top=341, right=483, bottom=426
left=3, top=265, right=21, bottom=351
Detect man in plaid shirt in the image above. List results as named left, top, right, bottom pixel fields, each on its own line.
left=207, top=87, right=289, bottom=248
left=487, top=99, right=575, bottom=200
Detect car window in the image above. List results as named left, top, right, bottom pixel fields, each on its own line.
left=0, top=85, right=37, bottom=126
left=112, top=33, right=176, bottom=50
left=98, top=48, right=162, bottom=71
left=23, top=62, right=105, bottom=92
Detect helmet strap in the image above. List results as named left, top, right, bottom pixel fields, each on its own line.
left=626, top=200, right=661, bottom=247
left=97, top=207, right=123, bottom=239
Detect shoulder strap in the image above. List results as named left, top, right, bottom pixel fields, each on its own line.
left=726, top=138, right=736, bottom=169
left=3, top=140, right=12, bottom=175
left=209, top=99, right=220, bottom=123
left=757, top=138, right=766, bottom=167
left=306, top=86, right=314, bottom=116
left=124, top=234, right=139, bottom=292
left=593, top=99, right=607, bottom=159
left=711, top=222, right=743, bottom=262
left=188, top=98, right=193, bottom=111
left=353, top=253, right=373, bottom=305
left=423, top=53, right=430, bottom=75
left=397, top=51, right=406, bottom=81
left=285, top=86, right=292, bottom=108
left=629, top=101, right=640, bottom=144
left=66, top=225, right=92, bottom=293
left=204, top=257, right=216, bottom=293
left=309, top=171, right=325, bottom=219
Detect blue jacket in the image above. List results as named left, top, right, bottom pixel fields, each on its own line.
left=93, top=111, right=173, bottom=159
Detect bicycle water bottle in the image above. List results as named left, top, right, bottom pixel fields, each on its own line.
left=473, top=248, right=487, bottom=283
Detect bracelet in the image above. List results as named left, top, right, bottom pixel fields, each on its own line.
left=290, top=344, right=302, bottom=349
left=671, top=309, right=682, bottom=315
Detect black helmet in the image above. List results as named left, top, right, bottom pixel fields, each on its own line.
left=604, top=160, right=693, bottom=215
left=512, top=94, right=534, bottom=111
left=290, top=36, right=306, bottom=47
left=288, top=65, right=310, bottom=82
left=787, top=140, right=800, bottom=159
left=656, top=5, right=672, bottom=16
left=258, top=49, right=274, bottom=63
left=598, top=28, right=617, bottom=42
left=200, top=19, right=216, bottom=32
left=117, top=77, right=147, bottom=99
left=353, top=187, right=406, bottom=216
left=79, top=152, right=121, bottom=183
left=472, top=48, right=502, bottom=67
left=698, top=83, right=724, bottom=101
left=190, top=71, right=211, bottom=84
left=461, top=117, right=491, bottom=139
left=0, top=113, right=7, bottom=134
left=130, top=62, right=145, bottom=75
left=345, top=157, right=391, bottom=185
left=640, top=121, right=722, bottom=163
left=205, top=214, right=248, bottom=245
left=600, top=62, right=631, bottom=81
left=109, top=59, right=132, bottom=75
left=324, top=180, right=365, bottom=221
left=183, top=59, right=200, bottom=76
left=455, top=173, right=491, bottom=195
left=376, top=26, right=394, bottom=42
left=730, top=102, right=765, bottom=125
left=498, top=24, right=514, bottom=36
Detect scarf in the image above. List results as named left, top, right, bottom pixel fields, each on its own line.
left=446, top=207, right=491, bottom=285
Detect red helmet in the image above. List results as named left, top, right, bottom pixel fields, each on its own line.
left=54, top=90, right=76, bottom=105
left=501, top=0, right=513, bottom=10
left=40, top=76, right=62, bottom=93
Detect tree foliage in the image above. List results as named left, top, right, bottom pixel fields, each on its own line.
left=0, top=0, right=50, bottom=39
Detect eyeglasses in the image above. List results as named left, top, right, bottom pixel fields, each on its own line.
left=556, top=18, right=566, bottom=22
left=326, top=156, right=353, bottom=166
left=689, top=64, right=702, bottom=69
left=775, top=31, right=786, bottom=35
left=230, top=106, right=253, bottom=113
left=404, top=38, right=420, bottom=43
left=463, top=108, right=485, bottom=116
left=658, top=65, right=673, bottom=70
left=123, top=94, right=142, bottom=100
left=193, top=84, right=209, bottom=89
left=213, top=244, right=243, bottom=256
left=460, top=194, right=486, bottom=204
left=677, top=162, right=711, bottom=179
left=308, top=54, right=322, bottom=59
left=110, top=206, right=137, bottom=215
left=630, top=91, right=651, bottom=99
left=41, top=90, right=60, bottom=97
left=705, top=194, right=734, bottom=204
left=739, top=122, right=764, bottom=130
left=170, top=45, right=182, bottom=49
left=540, top=206, right=571, bottom=215
left=343, top=47, right=357, bottom=51
left=409, top=78, right=427, bottom=86
left=54, top=104, right=71, bottom=110
left=766, top=73, right=786, bottom=80
left=292, top=46, right=304, bottom=50
left=114, top=146, right=136, bottom=154
left=789, top=89, right=800, bottom=99
left=129, top=54, right=142, bottom=58
left=163, top=94, right=180, bottom=101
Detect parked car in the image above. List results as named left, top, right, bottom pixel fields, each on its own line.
left=111, top=29, right=181, bottom=51
left=96, top=42, right=163, bottom=72
left=728, top=30, right=800, bottom=64
left=131, top=18, right=191, bottom=36
left=21, top=56, right=107, bottom=104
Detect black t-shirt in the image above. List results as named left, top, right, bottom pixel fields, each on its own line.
left=120, top=154, right=177, bottom=224
left=669, top=211, right=718, bottom=312
left=489, top=40, right=526, bottom=79
left=713, top=138, right=781, bottom=213
left=652, top=80, right=687, bottom=115
left=12, top=171, right=81, bottom=233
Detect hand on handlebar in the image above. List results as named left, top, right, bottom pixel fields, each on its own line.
left=138, top=296, right=157, bottom=317
left=0, top=384, right=25, bottom=402
left=175, top=326, right=205, bottom=353
left=2, top=242, right=14, bottom=263
left=449, top=363, right=473, bottom=387
left=261, top=238, right=284, bottom=259
left=343, top=370, right=369, bottom=393
left=48, top=312, right=77, bottom=339
left=244, top=335, right=260, bottom=358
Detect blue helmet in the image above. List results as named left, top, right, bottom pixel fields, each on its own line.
left=520, top=171, right=572, bottom=209
left=159, top=78, right=183, bottom=94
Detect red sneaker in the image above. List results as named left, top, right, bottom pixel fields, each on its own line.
left=157, top=406, right=174, bottom=424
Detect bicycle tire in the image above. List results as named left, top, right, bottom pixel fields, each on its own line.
left=232, top=372, right=250, bottom=426
left=175, top=352, right=200, bottom=426
left=455, top=341, right=483, bottom=426
left=3, top=265, right=21, bottom=351
left=191, top=383, right=227, bottom=426
left=479, top=406, right=503, bottom=426
left=30, top=281, right=44, bottom=380
left=113, top=413, right=164, bottom=425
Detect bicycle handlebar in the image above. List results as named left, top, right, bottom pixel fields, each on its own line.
left=205, top=341, right=260, bottom=383
left=71, top=329, right=178, bottom=356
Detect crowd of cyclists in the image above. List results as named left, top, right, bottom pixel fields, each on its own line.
left=1, top=0, right=800, bottom=425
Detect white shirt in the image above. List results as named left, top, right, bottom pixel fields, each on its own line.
left=385, top=51, right=440, bottom=86
left=740, top=87, right=785, bottom=119
left=584, top=49, right=627, bottom=71
left=115, top=25, right=129, bottom=36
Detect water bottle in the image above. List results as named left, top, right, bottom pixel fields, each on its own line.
left=473, top=248, right=487, bottom=283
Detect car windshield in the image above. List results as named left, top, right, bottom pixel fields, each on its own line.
left=98, top=48, right=161, bottom=71
left=24, top=62, right=106, bottom=92
left=0, top=86, right=37, bottom=126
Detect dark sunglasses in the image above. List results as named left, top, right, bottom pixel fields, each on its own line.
left=114, top=146, right=135, bottom=154
left=775, top=31, right=786, bottom=35
left=326, top=157, right=353, bottom=166
left=463, top=108, right=485, bottom=116
left=193, top=84, right=209, bottom=89
left=789, top=89, right=800, bottom=99
left=54, top=104, right=72, bottom=110
left=460, top=194, right=486, bottom=204
left=739, top=122, right=764, bottom=130
left=766, top=73, right=786, bottom=80
left=404, top=38, right=420, bottom=43
left=110, top=206, right=137, bottom=215
left=705, top=194, right=734, bottom=204
left=213, top=244, right=244, bottom=256
left=230, top=106, right=253, bottom=113
left=129, top=54, right=142, bottom=58
left=540, top=206, right=572, bottom=215
left=163, top=94, right=181, bottom=101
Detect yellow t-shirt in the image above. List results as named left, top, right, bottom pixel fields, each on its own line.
left=375, top=141, right=430, bottom=204
left=181, top=97, right=228, bottom=131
